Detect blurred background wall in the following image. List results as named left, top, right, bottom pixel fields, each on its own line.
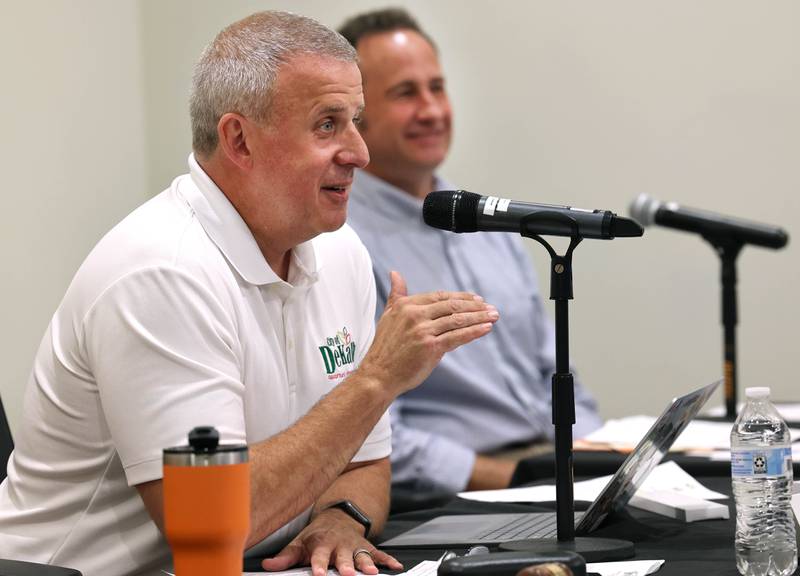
left=2, top=0, right=797, bottom=433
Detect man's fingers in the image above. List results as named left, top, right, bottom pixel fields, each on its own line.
left=351, top=548, right=379, bottom=575
left=261, top=542, right=304, bottom=572
left=371, top=549, right=403, bottom=571
left=404, top=289, right=483, bottom=306
left=435, top=322, right=495, bottom=352
left=333, top=548, right=361, bottom=576
left=417, top=297, right=493, bottom=321
left=428, top=307, right=499, bottom=336
left=309, top=545, right=333, bottom=576
left=385, top=270, right=408, bottom=306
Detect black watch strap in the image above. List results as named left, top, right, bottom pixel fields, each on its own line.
left=324, top=499, right=371, bottom=538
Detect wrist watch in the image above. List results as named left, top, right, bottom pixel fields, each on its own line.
left=324, top=499, right=372, bottom=538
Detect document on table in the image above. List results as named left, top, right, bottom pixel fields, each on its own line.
left=701, top=442, right=800, bottom=462
left=459, top=460, right=727, bottom=503
left=242, top=571, right=390, bottom=576
left=239, top=558, right=664, bottom=576
left=241, top=560, right=440, bottom=576
left=167, top=566, right=430, bottom=576
left=707, top=402, right=800, bottom=423
left=581, top=416, right=800, bottom=452
left=586, top=559, right=664, bottom=575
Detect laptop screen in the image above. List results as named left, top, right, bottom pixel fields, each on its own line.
left=576, top=379, right=722, bottom=533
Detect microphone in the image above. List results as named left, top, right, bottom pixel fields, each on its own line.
left=629, top=193, right=789, bottom=249
left=422, top=190, right=643, bottom=239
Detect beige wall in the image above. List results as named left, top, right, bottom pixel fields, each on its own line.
left=0, top=1, right=149, bottom=432
left=2, top=0, right=798, bottom=433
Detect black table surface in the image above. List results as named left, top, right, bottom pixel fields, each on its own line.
left=376, top=475, right=799, bottom=576
left=511, top=450, right=800, bottom=487
left=388, top=450, right=748, bottom=516
left=244, top=452, right=799, bottom=575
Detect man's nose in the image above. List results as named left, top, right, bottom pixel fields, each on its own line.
left=416, top=90, right=449, bottom=122
left=336, top=124, right=370, bottom=168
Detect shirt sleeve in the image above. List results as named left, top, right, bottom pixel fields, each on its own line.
left=83, top=266, right=246, bottom=486
left=388, top=399, right=476, bottom=493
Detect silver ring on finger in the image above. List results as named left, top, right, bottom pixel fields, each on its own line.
left=353, top=548, right=373, bottom=562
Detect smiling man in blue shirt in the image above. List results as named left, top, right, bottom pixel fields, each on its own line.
left=339, top=8, right=603, bottom=497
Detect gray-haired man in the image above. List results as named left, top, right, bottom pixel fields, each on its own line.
left=0, top=12, right=497, bottom=576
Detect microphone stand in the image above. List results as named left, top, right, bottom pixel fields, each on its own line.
left=500, top=212, right=633, bottom=561
left=709, top=237, right=743, bottom=420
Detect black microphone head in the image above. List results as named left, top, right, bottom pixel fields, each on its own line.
left=610, top=216, right=645, bottom=237
left=423, top=190, right=482, bottom=232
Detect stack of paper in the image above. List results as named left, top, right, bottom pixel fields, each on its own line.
left=240, top=558, right=666, bottom=576
left=459, top=460, right=727, bottom=504
left=582, top=417, right=800, bottom=453
left=707, top=402, right=800, bottom=423
left=240, top=560, right=440, bottom=575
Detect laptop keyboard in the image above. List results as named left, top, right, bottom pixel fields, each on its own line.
left=477, top=513, right=584, bottom=541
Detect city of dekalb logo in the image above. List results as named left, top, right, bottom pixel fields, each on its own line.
left=319, top=327, right=357, bottom=377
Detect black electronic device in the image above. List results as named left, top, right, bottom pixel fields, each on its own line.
left=380, top=380, right=720, bottom=559
left=438, top=550, right=587, bottom=576
left=423, top=190, right=643, bottom=239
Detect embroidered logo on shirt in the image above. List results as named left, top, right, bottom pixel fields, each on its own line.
left=319, top=327, right=356, bottom=379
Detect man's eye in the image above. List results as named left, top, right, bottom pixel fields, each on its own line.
left=320, top=120, right=335, bottom=132
left=353, top=115, right=363, bottom=127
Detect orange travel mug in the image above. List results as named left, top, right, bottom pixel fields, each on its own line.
left=163, top=426, right=249, bottom=576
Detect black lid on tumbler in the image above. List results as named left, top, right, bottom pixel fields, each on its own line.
left=163, top=426, right=248, bottom=466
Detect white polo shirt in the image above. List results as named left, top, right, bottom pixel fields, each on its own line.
left=0, top=155, right=391, bottom=576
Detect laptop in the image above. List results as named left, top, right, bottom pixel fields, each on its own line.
left=380, top=379, right=721, bottom=548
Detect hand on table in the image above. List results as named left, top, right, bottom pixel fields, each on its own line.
left=261, top=510, right=402, bottom=576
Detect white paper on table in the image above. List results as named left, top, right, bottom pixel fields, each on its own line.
left=707, top=402, right=800, bottom=424
left=399, top=560, right=441, bottom=575
left=241, top=570, right=391, bottom=576
left=586, top=559, right=665, bottom=576
left=459, top=461, right=727, bottom=503
left=239, top=558, right=664, bottom=576
left=775, top=404, right=800, bottom=422
left=240, top=560, right=440, bottom=576
left=690, top=441, right=800, bottom=463
left=167, top=570, right=393, bottom=576
left=582, top=416, right=800, bottom=452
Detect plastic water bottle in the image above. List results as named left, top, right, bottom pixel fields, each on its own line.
left=731, top=387, right=797, bottom=576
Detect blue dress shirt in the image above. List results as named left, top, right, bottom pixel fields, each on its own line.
left=347, top=170, right=603, bottom=493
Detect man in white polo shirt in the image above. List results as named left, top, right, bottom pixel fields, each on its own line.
left=0, top=12, right=498, bottom=576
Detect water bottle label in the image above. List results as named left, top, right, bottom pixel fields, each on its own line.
left=731, top=446, right=792, bottom=477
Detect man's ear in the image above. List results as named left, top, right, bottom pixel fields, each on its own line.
left=217, top=112, right=254, bottom=170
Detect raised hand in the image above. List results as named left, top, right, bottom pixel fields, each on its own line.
left=359, top=271, right=499, bottom=397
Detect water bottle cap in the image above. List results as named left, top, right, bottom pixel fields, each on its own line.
left=745, top=387, right=770, bottom=399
